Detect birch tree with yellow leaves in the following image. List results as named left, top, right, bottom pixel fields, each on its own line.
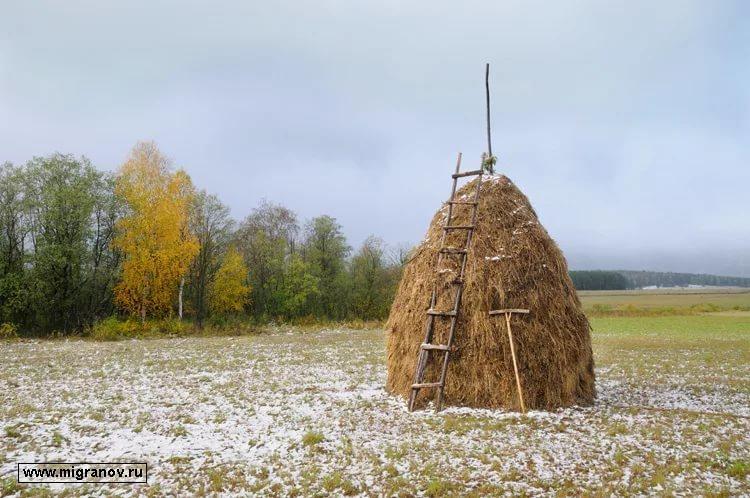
left=209, top=247, right=251, bottom=315
left=113, top=142, right=199, bottom=323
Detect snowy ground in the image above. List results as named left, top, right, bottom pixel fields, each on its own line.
left=1, top=327, right=748, bottom=496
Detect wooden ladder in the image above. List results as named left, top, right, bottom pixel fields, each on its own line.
left=408, top=153, right=484, bottom=412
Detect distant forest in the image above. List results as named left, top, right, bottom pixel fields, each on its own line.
left=569, top=271, right=630, bottom=290
left=2, top=144, right=747, bottom=337
left=570, top=270, right=750, bottom=290
left=0, top=144, right=406, bottom=336
left=616, top=270, right=750, bottom=289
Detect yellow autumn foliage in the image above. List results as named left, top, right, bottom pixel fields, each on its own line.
left=209, top=247, right=251, bottom=315
left=113, top=142, right=199, bottom=320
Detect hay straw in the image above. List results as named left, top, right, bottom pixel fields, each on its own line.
left=385, top=174, right=596, bottom=410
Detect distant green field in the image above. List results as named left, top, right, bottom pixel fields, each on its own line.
left=578, top=288, right=750, bottom=315
left=586, top=289, right=750, bottom=379
left=590, top=314, right=750, bottom=338
left=582, top=288, right=750, bottom=365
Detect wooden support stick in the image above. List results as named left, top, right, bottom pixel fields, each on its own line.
left=485, top=63, right=492, bottom=162
left=504, top=312, right=526, bottom=413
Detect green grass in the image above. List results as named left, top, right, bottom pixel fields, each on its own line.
left=586, top=292, right=750, bottom=367
left=425, top=478, right=458, bottom=497
left=579, top=288, right=750, bottom=314
left=727, top=459, right=749, bottom=479
left=1, top=477, right=20, bottom=496
left=591, top=314, right=750, bottom=337
left=4, top=425, right=22, bottom=438
left=302, top=431, right=325, bottom=448
left=590, top=310, right=749, bottom=400
left=322, top=471, right=358, bottom=495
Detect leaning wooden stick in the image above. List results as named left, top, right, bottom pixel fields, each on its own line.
left=504, top=312, right=526, bottom=413
left=489, top=308, right=529, bottom=413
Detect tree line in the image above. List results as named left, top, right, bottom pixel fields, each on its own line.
left=568, top=271, right=630, bottom=290
left=0, top=142, right=406, bottom=336
left=9, top=142, right=739, bottom=335
left=617, top=270, right=750, bottom=289
left=570, top=270, right=750, bottom=290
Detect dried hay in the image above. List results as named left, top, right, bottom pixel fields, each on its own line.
left=386, top=174, right=595, bottom=410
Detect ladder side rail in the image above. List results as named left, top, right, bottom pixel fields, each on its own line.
left=409, top=153, right=463, bottom=411
left=436, top=284, right=465, bottom=409
left=426, top=152, right=463, bottom=335
left=411, top=158, right=483, bottom=412
left=436, top=172, right=484, bottom=411
left=420, top=155, right=462, bottom=347
left=428, top=249, right=469, bottom=409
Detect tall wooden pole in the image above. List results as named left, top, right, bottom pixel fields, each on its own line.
left=485, top=63, right=493, bottom=173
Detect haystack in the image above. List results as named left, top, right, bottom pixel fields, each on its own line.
left=386, top=174, right=595, bottom=410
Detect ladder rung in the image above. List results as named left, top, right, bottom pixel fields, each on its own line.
left=412, top=382, right=442, bottom=389
left=443, top=225, right=474, bottom=231
left=452, top=169, right=483, bottom=179
left=439, top=247, right=467, bottom=255
left=421, top=343, right=450, bottom=351
left=426, top=309, right=457, bottom=317
left=434, top=271, right=463, bottom=285
left=447, top=200, right=477, bottom=205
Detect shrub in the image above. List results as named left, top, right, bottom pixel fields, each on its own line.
left=291, top=315, right=320, bottom=327
left=90, top=317, right=141, bottom=341
left=91, top=317, right=193, bottom=340
left=591, top=304, right=613, bottom=315
left=0, top=323, right=18, bottom=339
left=156, top=318, right=188, bottom=336
left=689, top=303, right=721, bottom=313
left=203, top=315, right=262, bottom=336
left=207, top=314, right=247, bottom=330
left=208, top=314, right=229, bottom=329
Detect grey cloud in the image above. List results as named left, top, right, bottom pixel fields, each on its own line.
left=1, top=0, right=748, bottom=275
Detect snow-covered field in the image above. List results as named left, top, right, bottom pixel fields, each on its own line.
left=1, top=327, right=748, bottom=496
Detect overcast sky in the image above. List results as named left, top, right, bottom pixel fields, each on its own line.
left=1, top=1, right=748, bottom=276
